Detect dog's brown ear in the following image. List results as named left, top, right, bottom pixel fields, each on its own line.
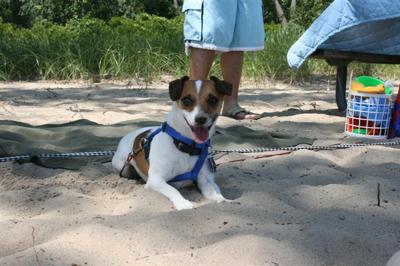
left=210, top=76, right=232, bottom=96
left=169, top=76, right=189, bottom=101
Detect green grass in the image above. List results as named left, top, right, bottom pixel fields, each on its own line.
left=0, top=15, right=187, bottom=82
left=0, top=16, right=399, bottom=82
left=243, top=23, right=314, bottom=82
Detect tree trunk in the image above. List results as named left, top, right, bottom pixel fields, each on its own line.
left=273, top=0, right=288, bottom=24
left=290, top=0, right=297, bottom=16
left=173, top=0, right=179, bottom=10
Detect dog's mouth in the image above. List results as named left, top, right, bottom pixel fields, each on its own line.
left=184, top=118, right=212, bottom=144
left=190, top=126, right=209, bottom=144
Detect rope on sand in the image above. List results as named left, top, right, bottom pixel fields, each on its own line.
left=213, top=139, right=400, bottom=154
left=1, top=139, right=400, bottom=163
left=0, top=151, right=116, bottom=163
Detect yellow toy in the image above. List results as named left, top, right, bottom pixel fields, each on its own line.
left=351, top=81, right=385, bottom=94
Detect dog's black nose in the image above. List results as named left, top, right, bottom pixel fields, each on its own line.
left=195, top=116, right=207, bottom=125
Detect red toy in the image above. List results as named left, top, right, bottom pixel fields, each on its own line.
left=346, top=117, right=383, bottom=136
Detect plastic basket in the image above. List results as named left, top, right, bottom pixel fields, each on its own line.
left=345, top=91, right=392, bottom=139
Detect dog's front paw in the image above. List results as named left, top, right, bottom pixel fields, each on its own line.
left=215, top=196, right=234, bottom=203
left=174, top=199, right=193, bottom=211
left=216, top=197, right=231, bottom=203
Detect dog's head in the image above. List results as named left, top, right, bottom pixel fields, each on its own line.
left=168, top=76, right=232, bottom=143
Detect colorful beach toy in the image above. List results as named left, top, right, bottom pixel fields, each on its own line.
left=345, top=76, right=393, bottom=139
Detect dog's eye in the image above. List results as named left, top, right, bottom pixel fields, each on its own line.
left=207, top=96, right=218, bottom=106
left=181, top=97, right=193, bottom=107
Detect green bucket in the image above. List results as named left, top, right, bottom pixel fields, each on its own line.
left=355, top=76, right=392, bottom=95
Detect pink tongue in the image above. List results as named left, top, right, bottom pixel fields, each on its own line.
left=191, top=127, right=209, bottom=143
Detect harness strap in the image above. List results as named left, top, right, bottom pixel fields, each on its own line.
left=144, top=122, right=212, bottom=183
left=161, top=122, right=207, bottom=150
left=146, top=127, right=162, bottom=144
left=120, top=129, right=152, bottom=179
left=171, top=144, right=209, bottom=183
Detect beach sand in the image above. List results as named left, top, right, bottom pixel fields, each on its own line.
left=0, top=79, right=399, bottom=266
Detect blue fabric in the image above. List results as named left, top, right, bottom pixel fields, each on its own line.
left=287, top=0, right=400, bottom=69
left=146, top=122, right=211, bottom=183
left=183, top=0, right=265, bottom=52
left=389, top=104, right=400, bottom=137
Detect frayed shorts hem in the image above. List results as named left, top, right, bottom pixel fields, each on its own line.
left=185, top=42, right=264, bottom=55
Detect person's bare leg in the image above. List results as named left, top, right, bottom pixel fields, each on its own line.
left=189, top=47, right=215, bottom=80
left=221, top=51, right=259, bottom=120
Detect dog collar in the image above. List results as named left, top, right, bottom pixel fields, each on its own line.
left=173, top=139, right=202, bottom=156
left=144, top=122, right=215, bottom=183
left=146, top=122, right=209, bottom=153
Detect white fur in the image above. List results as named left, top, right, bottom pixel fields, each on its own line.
left=181, top=80, right=214, bottom=130
left=195, top=80, right=202, bottom=94
left=112, top=93, right=228, bottom=211
left=387, top=251, right=400, bottom=266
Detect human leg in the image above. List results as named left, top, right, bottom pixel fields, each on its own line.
left=189, top=47, right=215, bottom=80
left=220, top=0, right=265, bottom=120
left=221, top=51, right=260, bottom=120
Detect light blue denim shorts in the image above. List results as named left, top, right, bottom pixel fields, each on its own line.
left=182, top=0, right=265, bottom=53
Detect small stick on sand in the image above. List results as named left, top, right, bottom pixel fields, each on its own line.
left=254, top=151, right=291, bottom=159
left=377, top=183, right=381, bottom=207
left=31, top=226, right=41, bottom=266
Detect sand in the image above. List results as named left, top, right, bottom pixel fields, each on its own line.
left=0, top=79, right=399, bottom=266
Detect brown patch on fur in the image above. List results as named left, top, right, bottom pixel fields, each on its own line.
left=198, top=80, right=225, bottom=115
left=177, top=81, right=197, bottom=112
left=131, top=130, right=150, bottom=178
left=176, top=80, right=225, bottom=115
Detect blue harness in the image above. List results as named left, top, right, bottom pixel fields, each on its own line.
left=143, top=122, right=216, bottom=183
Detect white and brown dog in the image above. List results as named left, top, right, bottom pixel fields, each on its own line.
left=112, top=76, right=232, bottom=210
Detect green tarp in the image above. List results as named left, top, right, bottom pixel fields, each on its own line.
left=0, top=119, right=313, bottom=170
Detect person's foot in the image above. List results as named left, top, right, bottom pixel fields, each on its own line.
left=222, top=104, right=260, bottom=120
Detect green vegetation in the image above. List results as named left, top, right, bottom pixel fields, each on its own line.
left=0, top=15, right=186, bottom=81
left=0, top=17, right=313, bottom=81
left=0, top=0, right=399, bottom=82
left=0, top=0, right=179, bottom=27
left=243, top=23, right=314, bottom=81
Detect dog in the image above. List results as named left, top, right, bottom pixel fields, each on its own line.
left=387, top=250, right=400, bottom=266
left=112, top=76, right=232, bottom=210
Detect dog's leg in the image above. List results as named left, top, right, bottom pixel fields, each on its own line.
left=145, top=177, right=193, bottom=210
left=198, top=172, right=229, bottom=203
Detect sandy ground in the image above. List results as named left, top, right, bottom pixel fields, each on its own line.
left=0, top=79, right=399, bottom=266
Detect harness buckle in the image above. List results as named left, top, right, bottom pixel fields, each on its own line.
left=176, top=141, right=184, bottom=150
